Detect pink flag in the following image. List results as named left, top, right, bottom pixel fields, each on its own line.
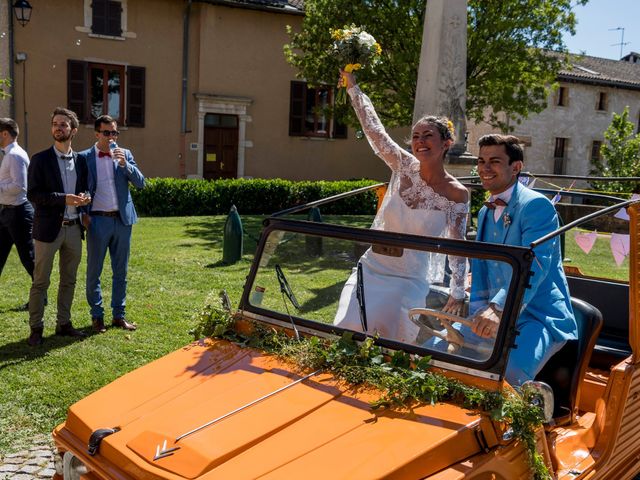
left=574, top=231, right=597, bottom=254
left=610, top=233, right=630, bottom=266
left=614, top=194, right=640, bottom=221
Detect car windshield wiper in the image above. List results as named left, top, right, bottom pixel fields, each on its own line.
left=356, top=261, right=368, bottom=333
left=275, top=264, right=301, bottom=340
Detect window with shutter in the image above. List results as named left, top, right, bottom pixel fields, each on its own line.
left=289, top=81, right=347, bottom=139
left=91, top=0, right=123, bottom=37
left=67, top=60, right=145, bottom=127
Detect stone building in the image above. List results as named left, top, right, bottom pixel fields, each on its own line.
left=467, top=53, right=640, bottom=178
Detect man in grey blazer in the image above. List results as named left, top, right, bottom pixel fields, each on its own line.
left=80, top=115, right=145, bottom=333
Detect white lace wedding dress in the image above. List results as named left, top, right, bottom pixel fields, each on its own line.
left=333, top=85, right=469, bottom=343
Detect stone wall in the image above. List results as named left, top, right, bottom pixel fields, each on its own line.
left=467, top=81, right=640, bottom=178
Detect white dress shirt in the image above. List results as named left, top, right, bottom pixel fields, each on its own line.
left=489, top=183, right=515, bottom=223
left=0, top=141, right=29, bottom=205
left=91, top=145, right=119, bottom=212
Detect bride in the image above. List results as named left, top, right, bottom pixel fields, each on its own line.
left=333, top=71, right=469, bottom=343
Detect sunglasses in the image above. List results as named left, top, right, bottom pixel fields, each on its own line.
left=99, top=130, right=120, bottom=137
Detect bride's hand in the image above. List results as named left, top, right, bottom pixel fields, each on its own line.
left=441, top=296, right=465, bottom=317
left=339, top=69, right=356, bottom=89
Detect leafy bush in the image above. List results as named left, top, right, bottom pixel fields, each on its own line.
left=132, top=178, right=381, bottom=216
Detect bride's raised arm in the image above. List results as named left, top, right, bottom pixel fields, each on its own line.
left=343, top=71, right=412, bottom=172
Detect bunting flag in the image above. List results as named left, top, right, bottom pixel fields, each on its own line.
left=551, top=192, right=562, bottom=205
left=610, top=233, right=630, bottom=266
left=574, top=231, right=597, bottom=254
left=519, top=176, right=531, bottom=187
left=614, top=194, right=640, bottom=221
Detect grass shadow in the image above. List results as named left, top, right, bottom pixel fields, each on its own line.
left=0, top=329, right=94, bottom=370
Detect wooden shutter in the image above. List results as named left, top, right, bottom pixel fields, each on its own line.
left=289, top=81, right=306, bottom=136
left=91, top=0, right=107, bottom=34
left=106, top=1, right=123, bottom=36
left=67, top=60, right=88, bottom=123
left=127, top=66, right=145, bottom=127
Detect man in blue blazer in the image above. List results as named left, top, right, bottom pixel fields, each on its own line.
left=80, top=115, right=145, bottom=333
left=470, top=134, right=577, bottom=385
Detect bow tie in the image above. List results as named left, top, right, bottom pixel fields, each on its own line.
left=98, top=151, right=111, bottom=158
left=483, top=198, right=508, bottom=210
left=60, top=154, right=72, bottom=161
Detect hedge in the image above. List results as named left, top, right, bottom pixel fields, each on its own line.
left=131, top=178, right=382, bottom=216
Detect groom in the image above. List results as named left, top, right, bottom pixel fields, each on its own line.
left=470, top=134, right=577, bottom=385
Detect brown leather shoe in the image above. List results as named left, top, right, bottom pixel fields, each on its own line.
left=92, top=317, right=106, bottom=333
left=28, top=328, right=44, bottom=347
left=112, top=317, right=137, bottom=331
left=55, top=322, right=88, bottom=338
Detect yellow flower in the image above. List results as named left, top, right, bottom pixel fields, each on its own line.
left=374, top=43, right=382, bottom=55
left=345, top=63, right=362, bottom=73
left=446, top=120, right=455, bottom=136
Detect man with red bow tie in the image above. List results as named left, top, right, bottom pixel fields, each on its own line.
left=469, top=134, right=577, bottom=385
left=80, top=115, right=145, bottom=334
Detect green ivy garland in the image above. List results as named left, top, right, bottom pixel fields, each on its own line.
left=192, top=293, right=551, bottom=480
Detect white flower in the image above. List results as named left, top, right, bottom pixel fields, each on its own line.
left=357, top=32, right=376, bottom=47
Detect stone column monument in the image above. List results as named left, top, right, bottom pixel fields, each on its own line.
left=413, top=0, right=475, bottom=165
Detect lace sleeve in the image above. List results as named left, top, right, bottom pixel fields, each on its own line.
left=348, top=85, right=412, bottom=171
left=446, top=204, right=469, bottom=299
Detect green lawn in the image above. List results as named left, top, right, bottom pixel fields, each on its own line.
left=0, top=215, right=628, bottom=454
left=563, top=230, right=629, bottom=281
left=0, top=216, right=268, bottom=454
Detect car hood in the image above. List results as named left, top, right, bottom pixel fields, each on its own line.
left=54, top=339, right=494, bottom=479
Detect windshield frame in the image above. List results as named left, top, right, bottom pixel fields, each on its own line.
left=239, top=217, right=535, bottom=380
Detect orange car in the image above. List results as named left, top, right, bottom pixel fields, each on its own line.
left=52, top=185, right=640, bottom=479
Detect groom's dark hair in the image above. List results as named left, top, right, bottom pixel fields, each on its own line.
left=478, top=134, right=524, bottom=164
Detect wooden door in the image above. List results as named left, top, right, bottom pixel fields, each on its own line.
left=203, top=114, right=239, bottom=179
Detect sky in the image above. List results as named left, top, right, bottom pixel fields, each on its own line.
left=562, top=0, right=640, bottom=59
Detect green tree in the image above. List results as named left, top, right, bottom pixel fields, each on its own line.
left=284, top=0, right=586, bottom=129
left=591, top=107, right=640, bottom=194
left=0, top=78, right=10, bottom=100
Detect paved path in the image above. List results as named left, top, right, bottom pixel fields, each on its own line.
left=0, top=436, right=56, bottom=480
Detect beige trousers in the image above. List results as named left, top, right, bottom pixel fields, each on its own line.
left=29, top=224, right=82, bottom=329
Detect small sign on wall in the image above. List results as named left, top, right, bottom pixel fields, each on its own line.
left=189, top=143, right=199, bottom=151
left=206, top=153, right=217, bottom=162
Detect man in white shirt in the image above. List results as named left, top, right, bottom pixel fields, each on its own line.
left=0, top=118, right=35, bottom=308
left=80, top=115, right=145, bottom=333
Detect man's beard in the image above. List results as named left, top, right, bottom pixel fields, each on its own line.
left=53, top=131, right=73, bottom=143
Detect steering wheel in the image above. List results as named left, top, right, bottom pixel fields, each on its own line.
left=408, top=307, right=474, bottom=353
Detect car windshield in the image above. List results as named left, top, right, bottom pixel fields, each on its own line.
left=241, top=218, right=533, bottom=378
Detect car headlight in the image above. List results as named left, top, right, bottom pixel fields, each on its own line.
left=62, top=451, right=89, bottom=480
left=521, top=380, right=555, bottom=424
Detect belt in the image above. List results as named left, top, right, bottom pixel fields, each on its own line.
left=90, top=211, right=119, bottom=217
left=62, top=218, right=80, bottom=226
left=0, top=204, right=18, bottom=209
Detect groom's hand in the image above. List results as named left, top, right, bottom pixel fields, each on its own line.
left=472, top=304, right=501, bottom=338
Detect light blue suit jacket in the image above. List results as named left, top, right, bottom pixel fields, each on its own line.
left=80, top=146, right=145, bottom=226
left=470, top=181, right=577, bottom=342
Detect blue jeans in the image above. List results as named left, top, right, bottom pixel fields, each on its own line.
left=86, top=215, right=132, bottom=320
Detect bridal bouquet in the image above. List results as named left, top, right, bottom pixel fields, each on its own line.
left=330, top=25, right=382, bottom=104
